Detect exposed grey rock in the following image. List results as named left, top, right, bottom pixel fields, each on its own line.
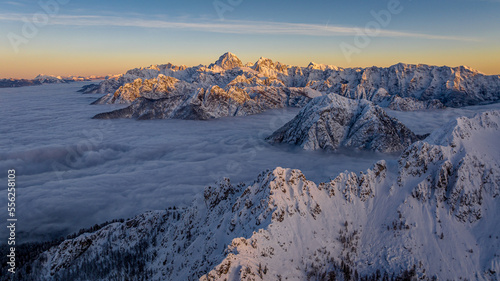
left=93, top=85, right=311, bottom=120
left=388, top=96, right=445, bottom=111
left=84, top=54, right=500, bottom=110
left=13, top=111, right=500, bottom=281
left=209, top=52, right=243, bottom=70
left=266, top=94, right=425, bottom=152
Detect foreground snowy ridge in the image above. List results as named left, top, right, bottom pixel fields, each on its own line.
left=87, top=52, right=500, bottom=120
left=266, top=94, right=426, bottom=152
left=11, top=111, right=500, bottom=281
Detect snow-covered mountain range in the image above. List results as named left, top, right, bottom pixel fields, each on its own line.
left=9, top=110, right=500, bottom=280
left=266, top=94, right=426, bottom=153
left=0, top=74, right=106, bottom=88
left=92, top=74, right=312, bottom=120
left=86, top=52, right=500, bottom=120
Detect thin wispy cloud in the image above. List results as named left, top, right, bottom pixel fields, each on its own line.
left=3, top=1, right=25, bottom=7
left=0, top=13, right=479, bottom=42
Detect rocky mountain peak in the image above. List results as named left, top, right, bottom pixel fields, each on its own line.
left=213, top=52, right=243, bottom=70
left=252, top=57, right=276, bottom=71
left=307, top=62, right=338, bottom=70
left=10, top=111, right=500, bottom=280
left=33, top=74, right=62, bottom=82
left=85, top=55, right=500, bottom=120
left=267, top=93, right=425, bottom=152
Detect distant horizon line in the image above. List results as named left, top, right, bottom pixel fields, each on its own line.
left=2, top=58, right=498, bottom=80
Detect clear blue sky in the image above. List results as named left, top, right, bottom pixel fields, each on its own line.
left=0, top=0, right=499, bottom=78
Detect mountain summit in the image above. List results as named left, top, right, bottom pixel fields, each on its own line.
left=266, top=94, right=425, bottom=152
left=12, top=111, right=500, bottom=280
left=211, top=52, right=243, bottom=70
left=84, top=54, right=500, bottom=121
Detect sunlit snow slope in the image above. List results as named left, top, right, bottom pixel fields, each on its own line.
left=12, top=111, right=500, bottom=281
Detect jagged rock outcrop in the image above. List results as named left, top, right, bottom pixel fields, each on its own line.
left=205, top=111, right=500, bottom=280
left=387, top=96, right=445, bottom=111
left=84, top=53, right=500, bottom=119
left=399, top=110, right=500, bottom=222
left=209, top=52, right=243, bottom=70
left=10, top=111, right=500, bottom=281
left=91, top=75, right=194, bottom=105
left=93, top=86, right=261, bottom=120
left=322, top=64, right=500, bottom=107
left=266, top=94, right=425, bottom=152
left=92, top=80, right=312, bottom=120
left=251, top=57, right=289, bottom=77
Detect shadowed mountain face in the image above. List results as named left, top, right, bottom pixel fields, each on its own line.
left=92, top=78, right=313, bottom=120
left=266, top=94, right=427, bottom=153
left=10, top=111, right=500, bottom=281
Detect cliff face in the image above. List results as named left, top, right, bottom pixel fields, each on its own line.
left=12, top=111, right=500, bottom=281
left=266, top=94, right=425, bottom=153
left=92, top=83, right=312, bottom=120
left=87, top=54, right=500, bottom=106
left=91, top=75, right=193, bottom=105
left=314, top=64, right=500, bottom=107
left=84, top=53, right=500, bottom=120
left=209, top=52, right=244, bottom=70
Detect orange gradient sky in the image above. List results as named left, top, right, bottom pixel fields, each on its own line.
left=1, top=0, right=499, bottom=78
left=1, top=46, right=499, bottom=79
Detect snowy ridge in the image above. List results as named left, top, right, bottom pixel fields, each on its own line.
left=86, top=53, right=500, bottom=120
left=386, top=95, right=445, bottom=111
left=91, top=53, right=314, bottom=120
left=12, top=111, right=500, bottom=280
left=205, top=110, right=500, bottom=280
left=85, top=53, right=500, bottom=113
left=92, top=83, right=311, bottom=120
left=209, top=52, right=244, bottom=70
left=266, top=94, right=425, bottom=152
left=91, top=74, right=193, bottom=105
left=399, top=111, right=500, bottom=222
left=31, top=74, right=106, bottom=83
left=0, top=74, right=105, bottom=88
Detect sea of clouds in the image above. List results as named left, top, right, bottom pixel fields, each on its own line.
left=0, top=82, right=499, bottom=243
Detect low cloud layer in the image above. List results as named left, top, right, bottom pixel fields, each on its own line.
left=0, top=83, right=387, bottom=242
left=0, top=82, right=498, bottom=243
